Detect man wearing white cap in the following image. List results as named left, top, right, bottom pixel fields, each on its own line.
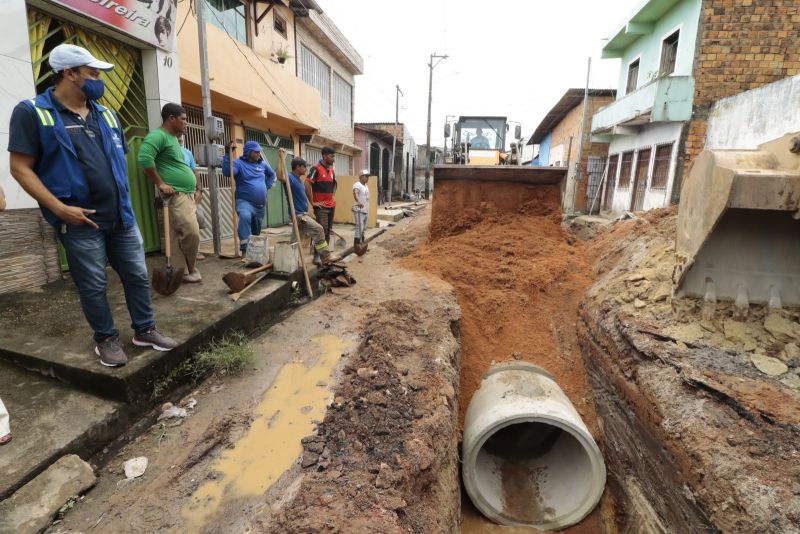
left=8, top=43, right=177, bottom=367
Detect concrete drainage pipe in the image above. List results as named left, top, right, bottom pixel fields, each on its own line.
left=462, top=362, right=606, bottom=530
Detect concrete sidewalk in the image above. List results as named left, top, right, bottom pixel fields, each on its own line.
left=0, top=222, right=383, bottom=501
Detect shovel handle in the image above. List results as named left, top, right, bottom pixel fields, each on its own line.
left=163, top=202, right=172, bottom=268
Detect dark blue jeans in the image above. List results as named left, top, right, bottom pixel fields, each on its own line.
left=59, top=222, right=155, bottom=342
left=236, top=198, right=265, bottom=253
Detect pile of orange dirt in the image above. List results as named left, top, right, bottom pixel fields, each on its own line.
left=402, top=180, right=599, bottom=432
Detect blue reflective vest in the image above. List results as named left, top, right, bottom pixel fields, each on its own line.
left=22, top=88, right=136, bottom=229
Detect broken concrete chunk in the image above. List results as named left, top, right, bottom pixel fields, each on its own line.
left=780, top=374, right=800, bottom=390
left=0, top=454, right=96, bottom=534
left=123, top=457, right=148, bottom=479
left=158, top=405, right=187, bottom=421
left=723, top=320, right=758, bottom=351
left=780, top=342, right=800, bottom=367
left=634, top=299, right=646, bottom=309
left=750, top=354, right=789, bottom=376
left=666, top=323, right=706, bottom=344
left=764, top=314, right=800, bottom=343
left=650, top=283, right=672, bottom=302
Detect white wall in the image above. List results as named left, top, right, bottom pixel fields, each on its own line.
left=706, top=75, right=800, bottom=150
left=606, top=122, right=683, bottom=212
left=0, top=0, right=38, bottom=209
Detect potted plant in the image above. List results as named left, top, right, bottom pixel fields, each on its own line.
left=275, top=46, right=291, bottom=64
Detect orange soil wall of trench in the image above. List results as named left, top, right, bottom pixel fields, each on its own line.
left=404, top=180, right=599, bottom=432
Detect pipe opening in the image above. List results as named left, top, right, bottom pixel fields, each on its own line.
left=474, top=421, right=596, bottom=525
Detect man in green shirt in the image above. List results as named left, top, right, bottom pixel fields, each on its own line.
left=139, top=103, right=201, bottom=282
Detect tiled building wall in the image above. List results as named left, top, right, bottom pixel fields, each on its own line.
left=680, top=0, right=800, bottom=198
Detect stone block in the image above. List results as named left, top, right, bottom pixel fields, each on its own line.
left=0, top=454, right=96, bottom=534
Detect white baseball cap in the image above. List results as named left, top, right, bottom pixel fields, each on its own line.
left=359, top=169, right=370, bottom=176
left=49, top=44, right=115, bottom=72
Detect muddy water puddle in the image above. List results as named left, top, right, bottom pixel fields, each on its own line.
left=181, top=334, right=354, bottom=529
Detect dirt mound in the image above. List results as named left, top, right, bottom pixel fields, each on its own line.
left=404, top=183, right=598, bottom=435
left=429, top=180, right=562, bottom=240
left=271, top=299, right=461, bottom=534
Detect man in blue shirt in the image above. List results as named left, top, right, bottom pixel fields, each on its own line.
left=221, top=141, right=276, bottom=256
left=275, top=148, right=332, bottom=264
left=7, top=43, right=177, bottom=367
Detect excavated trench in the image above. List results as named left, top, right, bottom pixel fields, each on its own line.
left=403, top=180, right=608, bottom=533
left=405, top=185, right=800, bottom=532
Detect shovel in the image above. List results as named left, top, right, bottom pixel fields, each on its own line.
left=222, top=263, right=272, bottom=294
left=329, top=230, right=347, bottom=248
left=152, top=198, right=184, bottom=296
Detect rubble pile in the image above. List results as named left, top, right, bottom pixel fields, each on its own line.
left=580, top=207, right=800, bottom=533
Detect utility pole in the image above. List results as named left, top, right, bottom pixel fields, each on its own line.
left=424, top=53, right=448, bottom=199
left=573, top=57, right=592, bottom=215
left=389, top=85, right=403, bottom=205
left=196, top=0, right=221, bottom=255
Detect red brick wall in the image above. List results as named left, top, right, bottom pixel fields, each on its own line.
left=678, top=0, right=800, bottom=199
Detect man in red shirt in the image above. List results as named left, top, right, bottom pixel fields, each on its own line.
left=307, top=147, right=337, bottom=260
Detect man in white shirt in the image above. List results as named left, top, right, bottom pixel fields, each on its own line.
left=352, top=169, right=370, bottom=247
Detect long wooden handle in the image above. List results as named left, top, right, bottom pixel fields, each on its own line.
left=242, top=263, right=272, bottom=277
left=282, top=168, right=314, bottom=298
left=163, top=203, right=172, bottom=267
left=229, top=147, right=240, bottom=257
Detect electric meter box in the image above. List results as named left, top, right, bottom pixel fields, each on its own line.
left=205, top=116, right=225, bottom=141
left=194, top=144, right=224, bottom=167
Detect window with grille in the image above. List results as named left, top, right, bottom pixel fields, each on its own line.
left=206, top=0, right=248, bottom=45
left=626, top=59, right=639, bottom=94
left=618, top=151, right=634, bottom=188
left=334, top=154, right=351, bottom=176
left=634, top=148, right=651, bottom=189
left=182, top=104, right=232, bottom=159
left=244, top=127, right=293, bottom=150
left=651, top=143, right=673, bottom=189
left=273, top=13, right=287, bottom=39
left=305, top=146, right=322, bottom=165
left=332, top=73, right=353, bottom=126
left=659, top=30, right=679, bottom=76
left=299, top=44, right=330, bottom=115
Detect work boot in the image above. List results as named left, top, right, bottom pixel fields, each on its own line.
left=133, top=327, right=178, bottom=352
left=95, top=335, right=128, bottom=367
left=183, top=269, right=202, bottom=283
left=320, top=250, right=334, bottom=265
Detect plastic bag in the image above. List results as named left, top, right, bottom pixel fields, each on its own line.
left=245, top=235, right=270, bottom=266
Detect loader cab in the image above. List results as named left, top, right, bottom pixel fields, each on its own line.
left=451, top=116, right=507, bottom=165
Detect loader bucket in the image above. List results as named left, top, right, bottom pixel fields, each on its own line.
left=430, top=165, right=568, bottom=238
left=674, top=133, right=800, bottom=307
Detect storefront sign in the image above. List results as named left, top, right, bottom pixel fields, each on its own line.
left=49, top=0, right=178, bottom=52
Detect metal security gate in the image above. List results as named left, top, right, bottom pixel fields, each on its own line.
left=182, top=105, right=235, bottom=243
left=28, top=7, right=158, bottom=252
left=585, top=156, right=605, bottom=214
left=603, top=154, right=619, bottom=211
left=631, top=148, right=651, bottom=212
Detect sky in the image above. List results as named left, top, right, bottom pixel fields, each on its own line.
left=320, top=0, right=642, bottom=149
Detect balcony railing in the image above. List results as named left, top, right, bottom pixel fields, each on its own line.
left=592, top=75, right=694, bottom=134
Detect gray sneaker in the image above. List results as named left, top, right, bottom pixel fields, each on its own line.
left=95, top=336, right=128, bottom=367
left=133, top=328, right=178, bottom=351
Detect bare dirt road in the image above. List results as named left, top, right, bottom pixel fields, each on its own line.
left=47, top=209, right=462, bottom=534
